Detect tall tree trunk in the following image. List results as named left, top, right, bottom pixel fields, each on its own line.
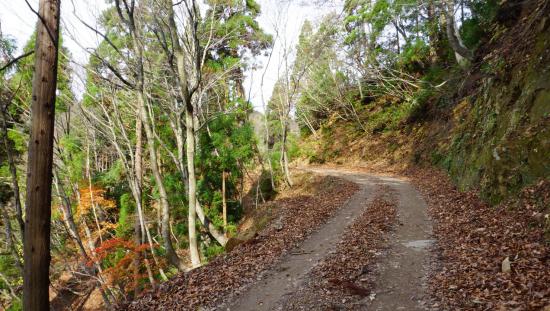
left=175, top=112, right=229, bottom=246
left=133, top=116, right=147, bottom=294
left=122, top=1, right=185, bottom=271
left=161, top=0, right=232, bottom=251
left=185, top=108, right=201, bottom=267
left=138, top=93, right=186, bottom=270
left=23, top=0, right=61, bottom=309
left=263, top=111, right=276, bottom=190
left=164, top=0, right=201, bottom=267
left=168, top=116, right=228, bottom=246
left=280, top=124, right=293, bottom=188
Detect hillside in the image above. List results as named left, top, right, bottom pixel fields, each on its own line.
left=300, top=0, right=550, bottom=204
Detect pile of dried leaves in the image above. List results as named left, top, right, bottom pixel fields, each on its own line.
left=120, top=175, right=359, bottom=310
left=407, top=168, right=550, bottom=310
left=281, top=186, right=398, bottom=310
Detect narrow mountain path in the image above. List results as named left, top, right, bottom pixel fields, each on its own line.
left=225, top=168, right=433, bottom=311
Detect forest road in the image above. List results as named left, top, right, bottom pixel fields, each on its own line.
left=224, top=167, right=433, bottom=311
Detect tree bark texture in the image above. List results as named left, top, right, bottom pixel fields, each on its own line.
left=23, top=0, right=61, bottom=309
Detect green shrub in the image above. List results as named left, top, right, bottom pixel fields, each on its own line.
left=7, top=299, right=22, bottom=311
left=407, top=87, right=434, bottom=123
left=203, top=244, right=225, bottom=261
left=397, top=39, right=430, bottom=72
left=116, top=193, right=135, bottom=238
left=258, top=170, right=277, bottom=200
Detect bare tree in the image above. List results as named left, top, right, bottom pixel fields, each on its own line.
left=164, top=0, right=203, bottom=267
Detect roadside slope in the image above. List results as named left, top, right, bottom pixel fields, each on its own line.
left=300, top=0, right=550, bottom=205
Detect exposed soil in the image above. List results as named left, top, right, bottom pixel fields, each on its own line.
left=362, top=173, right=433, bottom=311
left=225, top=170, right=379, bottom=310
left=280, top=185, right=398, bottom=310
left=227, top=168, right=434, bottom=311
left=308, top=164, right=550, bottom=310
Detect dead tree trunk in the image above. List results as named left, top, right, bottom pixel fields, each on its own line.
left=23, top=0, right=61, bottom=309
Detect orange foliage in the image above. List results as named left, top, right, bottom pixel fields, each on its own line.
left=77, top=185, right=116, bottom=219
left=90, top=238, right=161, bottom=293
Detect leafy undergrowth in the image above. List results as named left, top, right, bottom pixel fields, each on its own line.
left=281, top=185, right=398, bottom=310
left=119, top=175, right=359, bottom=310
left=407, top=168, right=550, bottom=310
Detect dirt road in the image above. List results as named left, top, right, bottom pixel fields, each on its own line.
left=225, top=168, right=433, bottom=311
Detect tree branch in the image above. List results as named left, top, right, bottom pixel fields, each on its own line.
left=0, top=51, right=34, bottom=72
left=24, top=0, right=56, bottom=45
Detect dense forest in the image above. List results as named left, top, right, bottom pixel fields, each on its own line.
left=0, top=0, right=548, bottom=310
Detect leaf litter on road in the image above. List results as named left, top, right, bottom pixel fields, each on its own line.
left=281, top=185, right=398, bottom=310
left=120, top=175, right=359, bottom=310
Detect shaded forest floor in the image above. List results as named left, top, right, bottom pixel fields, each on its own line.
left=122, top=165, right=550, bottom=310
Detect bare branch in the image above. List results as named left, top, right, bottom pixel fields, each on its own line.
left=0, top=51, right=34, bottom=72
